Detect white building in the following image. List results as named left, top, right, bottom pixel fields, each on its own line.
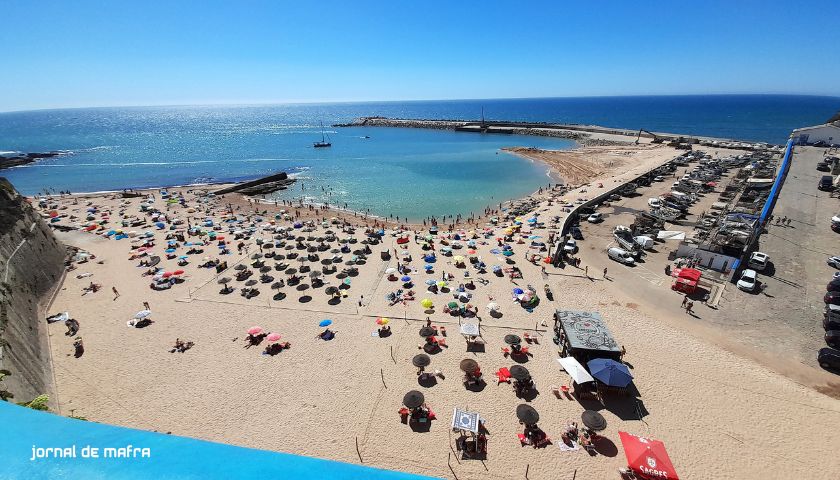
left=791, top=122, right=840, bottom=146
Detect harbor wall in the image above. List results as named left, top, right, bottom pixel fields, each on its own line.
left=0, top=178, right=65, bottom=404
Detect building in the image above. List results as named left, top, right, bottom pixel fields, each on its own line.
left=791, top=122, right=840, bottom=146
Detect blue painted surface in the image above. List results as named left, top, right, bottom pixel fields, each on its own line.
left=758, top=139, right=793, bottom=225
left=0, top=402, right=440, bottom=480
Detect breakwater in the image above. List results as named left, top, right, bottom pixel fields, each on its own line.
left=336, top=117, right=779, bottom=149
left=215, top=172, right=295, bottom=196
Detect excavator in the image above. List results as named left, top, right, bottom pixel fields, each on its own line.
left=635, top=128, right=663, bottom=144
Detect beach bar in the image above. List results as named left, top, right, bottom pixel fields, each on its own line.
left=554, top=310, right=622, bottom=363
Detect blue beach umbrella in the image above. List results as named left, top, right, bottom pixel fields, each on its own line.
left=319, top=319, right=332, bottom=327
left=178, top=255, right=188, bottom=259
left=424, top=264, right=433, bottom=271
left=502, top=250, right=514, bottom=257
left=587, top=358, right=633, bottom=388
left=165, top=248, right=176, bottom=253
left=513, top=288, right=524, bottom=295
left=425, top=279, right=436, bottom=286
left=401, top=276, right=411, bottom=283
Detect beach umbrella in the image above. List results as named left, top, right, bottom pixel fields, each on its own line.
left=376, top=317, right=389, bottom=325
left=217, top=277, right=231, bottom=285
left=260, top=266, right=272, bottom=273
left=420, top=298, right=433, bottom=309
left=504, top=334, right=522, bottom=345
left=447, top=301, right=459, bottom=309
left=401, top=275, right=411, bottom=283
left=134, top=310, right=152, bottom=319
left=618, top=432, right=679, bottom=480
left=325, top=286, right=338, bottom=295
left=178, top=255, right=188, bottom=259
left=453, top=255, right=465, bottom=263
left=266, top=333, right=281, bottom=343
left=516, top=404, right=540, bottom=425
left=165, top=248, right=176, bottom=253
left=582, top=410, right=607, bottom=431
left=162, top=271, right=174, bottom=278
left=419, top=326, right=436, bottom=337
left=247, top=326, right=263, bottom=335
left=319, top=319, right=332, bottom=327
left=271, top=282, right=283, bottom=290
left=513, top=287, right=524, bottom=295
left=424, top=264, right=433, bottom=271
left=173, top=269, right=185, bottom=275
left=587, top=358, right=634, bottom=388
left=343, top=278, right=351, bottom=285
left=459, top=358, right=478, bottom=374
left=436, top=280, right=447, bottom=288
left=385, top=267, right=397, bottom=275
left=509, top=365, right=530, bottom=380
left=245, top=279, right=257, bottom=286
left=486, top=302, right=500, bottom=312
left=235, top=264, right=247, bottom=271
left=412, top=354, right=431, bottom=368
left=403, top=390, right=424, bottom=409
left=251, top=253, right=263, bottom=259
left=425, top=279, right=436, bottom=286
left=502, top=250, right=514, bottom=257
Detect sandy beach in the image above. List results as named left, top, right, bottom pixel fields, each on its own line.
left=36, top=138, right=840, bottom=480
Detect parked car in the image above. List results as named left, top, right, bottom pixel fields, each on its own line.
left=828, top=256, right=840, bottom=269
left=653, top=175, right=665, bottom=182
left=608, top=194, right=622, bottom=201
left=818, top=348, right=840, bottom=370
left=826, top=331, right=840, bottom=349
left=736, top=269, right=758, bottom=292
left=563, top=239, right=577, bottom=254
left=747, top=252, right=769, bottom=271
left=825, top=291, right=840, bottom=305
left=607, top=247, right=635, bottom=265
left=587, top=213, right=603, bottom=223
left=817, top=162, right=831, bottom=172
left=648, top=198, right=662, bottom=208
left=570, top=226, right=583, bottom=240
left=819, top=175, right=834, bottom=191
left=828, top=279, right=840, bottom=292
left=823, top=313, right=840, bottom=331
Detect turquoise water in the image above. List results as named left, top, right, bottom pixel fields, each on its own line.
left=0, top=105, right=570, bottom=220
left=0, top=402, right=440, bottom=480
left=2, top=95, right=838, bottom=219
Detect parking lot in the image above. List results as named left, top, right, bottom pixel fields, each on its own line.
left=568, top=145, right=840, bottom=385
left=718, top=146, right=839, bottom=369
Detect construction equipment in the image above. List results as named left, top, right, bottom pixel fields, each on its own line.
left=635, top=128, right=663, bottom=144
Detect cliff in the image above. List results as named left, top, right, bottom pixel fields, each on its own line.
left=0, top=178, right=66, bottom=404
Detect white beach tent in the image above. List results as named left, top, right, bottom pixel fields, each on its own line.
left=556, top=356, right=595, bottom=384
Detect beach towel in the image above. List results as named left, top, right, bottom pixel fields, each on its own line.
left=557, top=440, right=580, bottom=452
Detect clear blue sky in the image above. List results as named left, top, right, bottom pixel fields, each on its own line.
left=2, top=0, right=839, bottom=112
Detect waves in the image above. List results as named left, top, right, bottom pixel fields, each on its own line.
left=22, top=158, right=301, bottom=168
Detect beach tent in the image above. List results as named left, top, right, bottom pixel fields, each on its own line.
left=671, top=268, right=701, bottom=294
left=556, top=357, right=594, bottom=384
left=619, top=431, right=679, bottom=480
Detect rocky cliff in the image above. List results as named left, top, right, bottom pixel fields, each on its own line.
left=0, top=178, right=66, bottom=404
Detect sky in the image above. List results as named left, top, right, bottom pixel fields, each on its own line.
left=1, top=0, right=839, bottom=112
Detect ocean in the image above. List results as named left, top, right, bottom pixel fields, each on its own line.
left=1, top=95, right=838, bottom=219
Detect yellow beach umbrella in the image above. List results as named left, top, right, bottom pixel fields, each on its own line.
left=421, top=298, right=433, bottom=309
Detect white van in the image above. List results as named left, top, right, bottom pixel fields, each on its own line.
left=607, top=247, right=635, bottom=265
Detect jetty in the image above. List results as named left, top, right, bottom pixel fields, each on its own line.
left=335, top=117, right=779, bottom=149
left=215, top=172, right=295, bottom=196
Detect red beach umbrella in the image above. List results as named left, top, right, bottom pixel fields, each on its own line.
left=266, top=333, right=281, bottom=343
left=619, top=431, right=679, bottom=480
left=162, top=272, right=173, bottom=278
left=173, top=269, right=185, bottom=275
left=247, top=326, right=263, bottom=335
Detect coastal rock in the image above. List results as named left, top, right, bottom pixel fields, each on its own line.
left=215, top=172, right=296, bottom=196
left=0, top=151, right=64, bottom=170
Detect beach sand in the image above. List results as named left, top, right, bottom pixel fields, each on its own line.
left=37, top=138, right=840, bottom=479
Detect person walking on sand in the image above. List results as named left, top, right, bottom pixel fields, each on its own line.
left=685, top=301, right=694, bottom=314
left=112, top=286, right=120, bottom=300
left=584, top=266, right=589, bottom=278
left=681, top=296, right=688, bottom=308
left=143, top=301, right=150, bottom=311
left=603, top=267, right=608, bottom=279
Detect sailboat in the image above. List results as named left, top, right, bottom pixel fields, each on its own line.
left=313, top=121, right=331, bottom=148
